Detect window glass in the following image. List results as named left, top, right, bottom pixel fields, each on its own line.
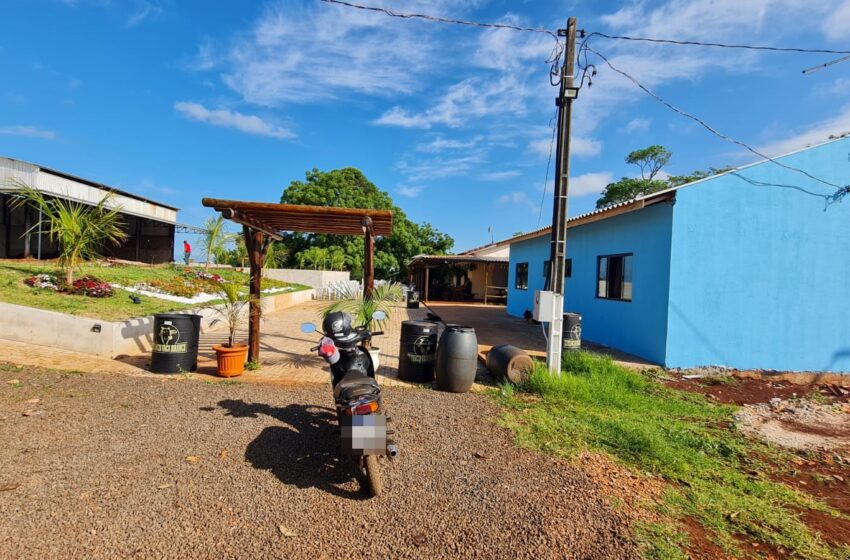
left=597, top=254, right=632, bottom=301
left=515, top=262, right=528, bottom=290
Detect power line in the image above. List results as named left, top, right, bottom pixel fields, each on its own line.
left=588, top=32, right=850, bottom=55
left=583, top=44, right=847, bottom=192
left=730, top=172, right=848, bottom=208
left=319, top=0, right=559, bottom=41
left=537, top=107, right=559, bottom=228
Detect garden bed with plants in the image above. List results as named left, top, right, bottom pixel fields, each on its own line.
left=0, top=261, right=309, bottom=322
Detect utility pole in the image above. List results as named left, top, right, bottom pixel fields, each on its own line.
left=545, top=17, right=578, bottom=375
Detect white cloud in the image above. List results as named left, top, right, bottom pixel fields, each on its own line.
left=481, top=170, right=521, bottom=181
left=623, top=117, right=651, bottom=133
left=126, top=1, right=162, bottom=27
left=0, top=125, right=56, bottom=140
left=396, top=152, right=484, bottom=182
left=220, top=1, right=478, bottom=107
left=529, top=134, right=601, bottom=158
left=758, top=104, right=850, bottom=156
left=496, top=190, right=538, bottom=214
left=185, top=38, right=216, bottom=72
left=822, top=0, right=850, bottom=40
left=397, top=185, right=424, bottom=198
left=569, top=172, right=614, bottom=197
left=416, top=136, right=481, bottom=153
left=174, top=102, right=295, bottom=140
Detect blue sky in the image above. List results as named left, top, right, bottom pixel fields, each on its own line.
left=1, top=0, right=849, bottom=253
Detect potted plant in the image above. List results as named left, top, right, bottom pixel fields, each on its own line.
left=210, top=282, right=253, bottom=377
left=322, top=282, right=402, bottom=370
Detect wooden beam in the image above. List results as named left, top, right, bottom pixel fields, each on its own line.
left=484, top=262, right=489, bottom=305
left=363, top=217, right=374, bottom=299
left=424, top=266, right=430, bottom=303
left=244, top=225, right=266, bottom=364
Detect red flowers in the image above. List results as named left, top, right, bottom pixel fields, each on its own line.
left=67, top=276, right=114, bottom=298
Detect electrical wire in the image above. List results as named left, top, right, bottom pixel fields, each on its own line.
left=583, top=44, right=848, bottom=192
left=319, top=0, right=559, bottom=41
left=802, top=53, right=850, bottom=74
left=731, top=172, right=850, bottom=208
left=588, top=32, right=850, bottom=55
left=537, top=108, right=559, bottom=229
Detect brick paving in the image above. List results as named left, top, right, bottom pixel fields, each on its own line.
left=0, top=301, right=429, bottom=387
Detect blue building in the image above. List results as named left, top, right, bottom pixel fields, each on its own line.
left=506, top=137, right=850, bottom=372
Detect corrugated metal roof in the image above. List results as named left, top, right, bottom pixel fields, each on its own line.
left=1, top=156, right=179, bottom=211
left=409, top=254, right=509, bottom=267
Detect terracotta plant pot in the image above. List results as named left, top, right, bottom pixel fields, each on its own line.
left=213, top=343, right=249, bottom=377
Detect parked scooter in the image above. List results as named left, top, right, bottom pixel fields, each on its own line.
left=300, top=310, right=397, bottom=497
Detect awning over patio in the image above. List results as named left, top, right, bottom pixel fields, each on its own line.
left=408, top=254, right=509, bottom=305
left=201, top=197, right=393, bottom=362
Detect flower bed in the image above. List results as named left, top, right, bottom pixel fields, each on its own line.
left=66, top=276, right=114, bottom=298
left=24, top=274, right=59, bottom=291
left=23, top=273, right=113, bottom=298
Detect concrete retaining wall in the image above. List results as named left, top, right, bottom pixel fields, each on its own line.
left=0, top=288, right=315, bottom=358
left=261, top=269, right=350, bottom=289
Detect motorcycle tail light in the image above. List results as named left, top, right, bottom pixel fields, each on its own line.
left=346, top=401, right=378, bottom=415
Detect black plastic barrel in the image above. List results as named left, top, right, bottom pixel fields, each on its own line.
left=406, top=289, right=420, bottom=309
left=487, top=344, right=533, bottom=385
left=150, top=313, right=202, bottom=374
left=435, top=325, right=478, bottom=393
left=563, top=312, right=582, bottom=351
left=398, top=320, right=438, bottom=382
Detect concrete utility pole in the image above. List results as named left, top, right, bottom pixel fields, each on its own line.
left=545, top=17, right=578, bottom=375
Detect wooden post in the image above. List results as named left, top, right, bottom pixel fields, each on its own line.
left=244, top=225, right=266, bottom=363
left=424, top=266, right=430, bottom=303
left=484, top=262, right=489, bottom=305
left=362, top=217, right=375, bottom=299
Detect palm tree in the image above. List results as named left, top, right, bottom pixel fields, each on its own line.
left=10, top=181, right=127, bottom=285
left=322, top=281, right=402, bottom=340
left=200, top=216, right=234, bottom=270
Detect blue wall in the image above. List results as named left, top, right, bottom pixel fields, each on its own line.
left=666, top=138, right=850, bottom=372
left=507, top=203, right=675, bottom=364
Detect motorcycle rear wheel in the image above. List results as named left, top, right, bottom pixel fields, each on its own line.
left=363, top=455, right=382, bottom=497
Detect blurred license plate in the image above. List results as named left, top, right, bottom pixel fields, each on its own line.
left=341, top=414, right=386, bottom=455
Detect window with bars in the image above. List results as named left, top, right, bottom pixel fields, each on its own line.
left=515, top=262, right=528, bottom=290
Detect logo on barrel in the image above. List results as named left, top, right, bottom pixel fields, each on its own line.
left=409, top=335, right=435, bottom=363
left=154, top=324, right=187, bottom=353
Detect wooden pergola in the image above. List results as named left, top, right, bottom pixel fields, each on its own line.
left=201, top=198, right=393, bottom=362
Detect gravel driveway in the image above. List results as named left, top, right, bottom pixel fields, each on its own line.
left=0, top=365, right=635, bottom=559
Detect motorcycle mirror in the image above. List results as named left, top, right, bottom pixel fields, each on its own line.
left=300, top=322, right=317, bottom=334
left=372, top=310, right=387, bottom=321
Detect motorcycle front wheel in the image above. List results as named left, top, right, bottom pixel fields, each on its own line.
left=363, top=455, right=382, bottom=497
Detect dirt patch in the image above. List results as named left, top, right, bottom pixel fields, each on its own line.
left=735, top=399, right=850, bottom=451
left=667, top=376, right=806, bottom=405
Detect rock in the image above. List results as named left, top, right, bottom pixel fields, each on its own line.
left=769, top=398, right=784, bottom=411
left=278, top=525, right=297, bottom=538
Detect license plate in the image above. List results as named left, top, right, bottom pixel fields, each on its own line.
left=340, top=414, right=386, bottom=455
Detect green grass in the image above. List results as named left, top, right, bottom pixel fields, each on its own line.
left=497, top=352, right=849, bottom=560
left=0, top=261, right=309, bottom=321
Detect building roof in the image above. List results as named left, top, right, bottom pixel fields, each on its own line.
left=409, top=254, right=509, bottom=267
left=1, top=156, right=179, bottom=211
left=504, top=134, right=850, bottom=246
left=458, top=235, right=514, bottom=256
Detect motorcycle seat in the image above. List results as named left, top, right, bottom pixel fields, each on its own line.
left=333, top=371, right=380, bottom=402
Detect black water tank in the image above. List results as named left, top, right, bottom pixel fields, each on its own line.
left=150, top=313, right=202, bottom=374
left=406, top=289, right=420, bottom=309
left=563, top=312, right=582, bottom=352
left=487, top=344, right=534, bottom=385
left=398, top=320, right=438, bottom=382
left=435, top=325, right=478, bottom=393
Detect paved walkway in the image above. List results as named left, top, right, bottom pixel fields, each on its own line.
left=425, top=302, right=659, bottom=370
left=0, top=301, right=431, bottom=387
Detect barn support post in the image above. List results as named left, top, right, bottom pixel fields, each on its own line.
left=362, top=217, right=375, bottom=299
left=244, top=225, right=268, bottom=363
